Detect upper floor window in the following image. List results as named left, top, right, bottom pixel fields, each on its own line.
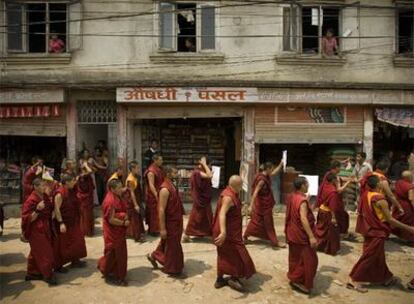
left=159, top=2, right=216, bottom=52
left=283, top=5, right=341, bottom=57
left=6, top=2, right=67, bottom=53
left=396, top=7, right=413, bottom=56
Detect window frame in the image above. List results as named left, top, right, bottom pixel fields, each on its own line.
left=157, top=1, right=217, bottom=53
left=282, top=4, right=343, bottom=56
left=5, top=1, right=69, bottom=54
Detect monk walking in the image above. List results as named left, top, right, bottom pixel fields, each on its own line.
left=76, top=161, right=95, bottom=237
left=98, top=179, right=130, bottom=286
left=125, top=161, right=146, bottom=242
left=244, top=161, right=285, bottom=248
left=285, top=176, right=318, bottom=295
left=147, top=166, right=185, bottom=277
left=392, top=171, right=414, bottom=243
left=213, top=175, right=256, bottom=292
left=54, top=174, right=87, bottom=270
left=21, top=178, right=57, bottom=285
left=22, top=157, right=43, bottom=202
left=144, top=154, right=164, bottom=235
left=316, top=160, right=341, bottom=208
left=183, top=156, right=213, bottom=242
left=347, top=175, right=414, bottom=293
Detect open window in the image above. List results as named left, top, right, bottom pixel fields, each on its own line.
left=159, top=2, right=216, bottom=52
left=6, top=2, right=68, bottom=53
left=283, top=5, right=341, bottom=56
left=396, top=7, right=413, bottom=55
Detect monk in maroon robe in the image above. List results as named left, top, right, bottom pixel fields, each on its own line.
left=144, top=154, right=164, bottom=235
left=315, top=173, right=341, bottom=255
left=21, top=178, right=57, bottom=285
left=347, top=174, right=414, bottom=293
left=392, top=171, right=414, bottom=243
left=244, top=161, right=285, bottom=248
left=76, top=161, right=95, bottom=237
left=98, top=179, right=129, bottom=286
left=54, top=174, right=87, bottom=270
left=22, top=157, right=43, bottom=202
left=183, top=156, right=213, bottom=242
left=213, top=175, right=256, bottom=292
left=316, top=160, right=341, bottom=208
left=125, top=161, right=146, bottom=242
left=147, top=166, right=185, bottom=276
left=285, top=177, right=318, bottom=295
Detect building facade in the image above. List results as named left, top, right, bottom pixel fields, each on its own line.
left=1, top=0, right=413, bottom=201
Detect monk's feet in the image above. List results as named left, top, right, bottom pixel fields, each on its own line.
left=166, top=271, right=187, bottom=279
left=45, top=276, right=58, bottom=286
left=383, top=276, right=400, bottom=287
left=136, top=236, right=146, bottom=243
left=214, top=277, right=228, bottom=289
left=25, top=273, right=43, bottom=281
left=146, top=254, right=158, bottom=269
left=55, top=267, right=68, bottom=274
left=228, top=278, right=245, bottom=293
left=289, top=282, right=310, bottom=295
left=346, top=279, right=368, bottom=293
left=70, top=260, right=87, bottom=268
left=243, top=237, right=251, bottom=245
left=20, top=235, right=28, bottom=243
left=273, top=242, right=287, bottom=249
left=407, top=281, right=414, bottom=290
left=116, top=279, right=128, bottom=286
left=182, top=235, right=191, bottom=243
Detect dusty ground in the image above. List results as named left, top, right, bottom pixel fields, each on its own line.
left=1, top=213, right=413, bottom=304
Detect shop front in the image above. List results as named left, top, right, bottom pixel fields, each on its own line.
left=0, top=89, right=66, bottom=205
left=116, top=87, right=257, bottom=203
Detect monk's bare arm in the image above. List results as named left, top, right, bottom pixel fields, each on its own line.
left=381, top=181, right=403, bottom=212
left=54, top=194, right=63, bottom=223
left=377, top=199, right=414, bottom=234
left=159, top=188, right=169, bottom=239
left=30, top=200, right=45, bottom=222
left=214, top=197, right=234, bottom=246
left=271, top=161, right=283, bottom=176
left=337, top=179, right=352, bottom=194
left=79, top=162, right=93, bottom=177
left=199, top=158, right=213, bottom=179
left=148, top=172, right=158, bottom=200
left=109, top=208, right=129, bottom=227
left=127, top=181, right=140, bottom=211
left=249, top=181, right=264, bottom=211
left=299, top=202, right=317, bottom=248
left=409, top=189, right=414, bottom=208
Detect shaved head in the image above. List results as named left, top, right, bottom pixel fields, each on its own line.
left=229, top=175, right=243, bottom=192
left=402, top=170, right=413, bottom=182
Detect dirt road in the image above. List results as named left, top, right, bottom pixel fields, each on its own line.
left=1, top=213, right=413, bottom=304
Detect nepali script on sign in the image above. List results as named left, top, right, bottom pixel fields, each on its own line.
left=116, top=87, right=258, bottom=103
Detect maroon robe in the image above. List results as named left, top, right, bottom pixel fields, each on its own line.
left=151, top=179, right=185, bottom=274
left=316, top=170, right=336, bottom=208
left=76, top=175, right=95, bottom=237
left=213, top=187, right=256, bottom=279
left=54, top=186, right=87, bottom=267
left=285, top=191, right=318, bottom=290
left=185, top=168, right=213, bottom=237
left=22, top=167, right=39, bottom=202
left=125, top=183, right=145, bottom=241
left=98, top=191, right=128, bottom=281
left=21, top=191, right=55, bottom=279
left=315, top=183, right=340, bottom=255
left=144, top=164, right=164, bottom=234
left=392, top=179, right=414, bottom=242
left=244, top=173, right=280, bottom=246
left=350, top=192, right=393, bottom=283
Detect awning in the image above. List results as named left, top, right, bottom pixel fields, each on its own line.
left=0, top=105, right=61, bottom=118
left=375, top=108, right=414, bottom=128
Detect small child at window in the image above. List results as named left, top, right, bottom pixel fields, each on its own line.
left=48, top=35, right=65, bottom=53
left=322, top=28, right=338, bottom=57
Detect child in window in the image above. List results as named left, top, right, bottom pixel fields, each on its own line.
left=322, top=28, right=338, bottom=57
left=48, top=34, right=65, bottom=53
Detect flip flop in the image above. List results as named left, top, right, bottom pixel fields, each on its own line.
left=407, top=282, right=414, bottom=290
left=289, top=282, right=310, bottom=294
left=383, top=276, right=399, bottom=287
left=146, top=254, right=158, bottom=269
left=346, top=282, right=368, bottom=293
left=228, top=278, right=245, bottom=292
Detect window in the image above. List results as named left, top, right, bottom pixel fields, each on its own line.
left=396, top=8, right=413, bottom=55
left=283, top=5, right=341, bottom=56
left=159, top=2, right=216, bottom=52
left=6, top=2, right=67, bottom=53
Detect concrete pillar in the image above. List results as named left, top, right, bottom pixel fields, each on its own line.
left=117, top=104, right=128, bottom=171
left=66, top=91, right=77, bottom=160
left=242, top=107, right=256, bottom=200
left=363, top=107, right=374, bottom=161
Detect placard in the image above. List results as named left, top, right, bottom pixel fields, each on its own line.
left=282, top=150, right=287, bottom=171
left=299, top=175, right=319, bottom=196
left=211, top=166, right=221, bottom=189
left=240, top=162, right=249, bottom=192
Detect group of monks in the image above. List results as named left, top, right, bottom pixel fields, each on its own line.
left=18, top=151, right=414, bottom=294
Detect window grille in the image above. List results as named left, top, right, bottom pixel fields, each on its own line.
left=77, top=100, right=117, bottom=124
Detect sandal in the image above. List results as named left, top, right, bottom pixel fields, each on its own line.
left=146, top=254, right=158, bottom=269
left=383, top=276, right=399, bottom=287
left=346, top=281, right=368, bottom=293
left=228, top=278, right=245, bottom=292
left=289, top=282, right=310, bottom=294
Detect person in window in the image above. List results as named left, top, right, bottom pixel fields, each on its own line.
left=322, top=28, right=338, bottom=57
left=185, top=38, right=196, bottom=52
left=143, top=140, right=159, bottom=171
left=48, top=34, right=65, bottom=54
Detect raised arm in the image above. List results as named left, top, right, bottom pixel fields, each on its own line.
left=214, top=196, right=234, bottom=247
left=199, top=157, right=213, bottom=179
left=158, top=188, right=169, bottom=239
left=271, top=161, right=284, bottom=176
